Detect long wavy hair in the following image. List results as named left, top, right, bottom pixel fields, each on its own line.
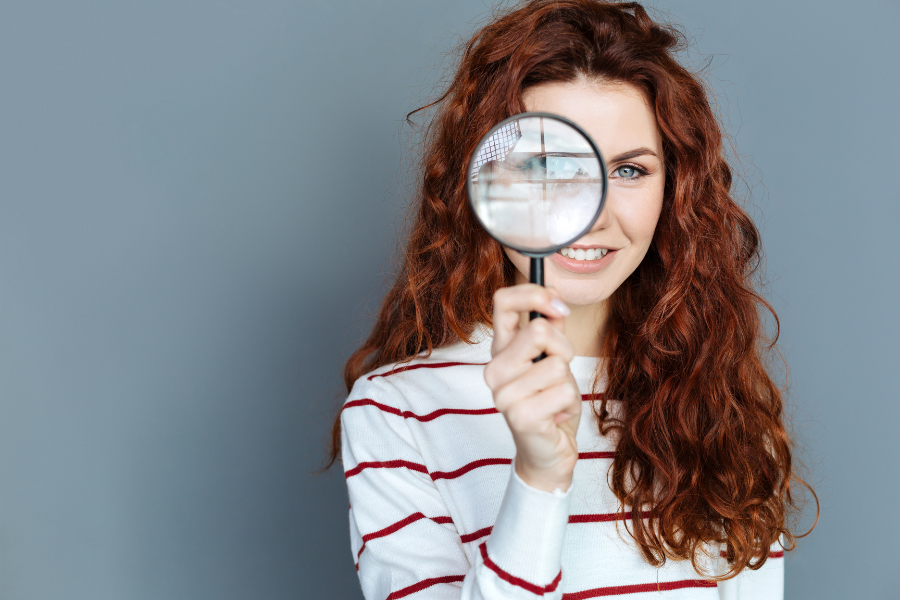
left=329, top=0, right=815, bottom=580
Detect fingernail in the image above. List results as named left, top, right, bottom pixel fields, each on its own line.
left=550, top=299, right=570, bottom=316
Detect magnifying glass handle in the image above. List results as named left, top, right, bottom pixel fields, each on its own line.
left=528, top=256, right=548, bottom=362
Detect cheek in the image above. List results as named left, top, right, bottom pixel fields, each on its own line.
left=618, top=191, right=664, bottom=250
left=503, top=247, right=530, bottom=284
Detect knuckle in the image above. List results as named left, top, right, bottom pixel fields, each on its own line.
left=547, top=356, right=567, bottom=377
left=529, top=318, right=550, bottom=340
left=492, top=289, right=510, bottom=313
left=505, top=406, right=527, bottom=431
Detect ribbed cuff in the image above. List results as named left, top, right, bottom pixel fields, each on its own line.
left=483, top=459, right=572, bottom=586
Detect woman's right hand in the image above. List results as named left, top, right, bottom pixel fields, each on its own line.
left=483, top=284, right=582, bottom=494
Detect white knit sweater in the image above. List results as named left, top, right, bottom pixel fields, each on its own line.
left=341, top=324, right=784, bottom=599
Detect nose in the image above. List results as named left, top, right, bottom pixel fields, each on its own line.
left=588, top=188, right=614, bottom=233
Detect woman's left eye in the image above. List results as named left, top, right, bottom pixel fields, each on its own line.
left=613, top=165, right=643, bottom=179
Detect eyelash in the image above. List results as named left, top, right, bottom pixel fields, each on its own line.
left=611, top=163, right=649, bottom=180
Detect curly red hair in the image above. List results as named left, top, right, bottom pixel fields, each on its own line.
left=329, top=0, right=815, bottom=580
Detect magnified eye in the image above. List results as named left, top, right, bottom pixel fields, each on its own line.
left=546, top=155, right=589, bottom=179
left=519, top=154, right=547, bottom=174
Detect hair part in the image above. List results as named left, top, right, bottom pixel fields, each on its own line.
left=329, top=0, right=816, bottom=580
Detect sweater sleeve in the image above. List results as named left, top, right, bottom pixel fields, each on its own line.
left=342, top=374, right=572, bottom=599
left=716, top=541, right=785, bottom=600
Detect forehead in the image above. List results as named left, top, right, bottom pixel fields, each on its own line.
left=521, top=79, right=662, bottom=157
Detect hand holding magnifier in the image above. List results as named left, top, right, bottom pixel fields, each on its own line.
left=467, top=113, right=608, bottom=359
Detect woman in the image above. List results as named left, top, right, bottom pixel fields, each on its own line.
left=330, top=1, right=814, bottom=598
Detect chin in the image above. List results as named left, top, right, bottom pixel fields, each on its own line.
left=546, top=276, right=615, bottom=307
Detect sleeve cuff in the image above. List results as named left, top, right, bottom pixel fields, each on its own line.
left=483, top=459, right=572, bottom=586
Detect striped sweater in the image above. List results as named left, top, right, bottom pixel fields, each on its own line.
left=341, top=324, right=784, bottom=599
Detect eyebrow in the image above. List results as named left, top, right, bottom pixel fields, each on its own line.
left=608, top=147, right=660, bottom=162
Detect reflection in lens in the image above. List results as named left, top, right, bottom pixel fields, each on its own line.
left=469, top=115, right=605, bottom=253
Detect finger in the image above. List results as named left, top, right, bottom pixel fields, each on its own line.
left=492, top=355, right=572, bottom=413
left=486, top=318, right=574, bottom=390
left=541, top=286, right=568, bottom=334
left=487, top=320, right=575, bottom=393
left=505, top=380, right=581, bottom=435
left=519, top=381, right=582, bottom=427
left=492, top=284, right=570, bottom=353
left=507, top=316, right=574, bottom=364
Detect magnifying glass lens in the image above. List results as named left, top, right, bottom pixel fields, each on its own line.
left=468, top=114, right=606, bottom=255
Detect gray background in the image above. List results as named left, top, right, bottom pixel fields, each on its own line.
left=0, top=0, right=897, bottom=598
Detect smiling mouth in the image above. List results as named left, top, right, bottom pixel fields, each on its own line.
left=557, top=246, right=608, bottom=261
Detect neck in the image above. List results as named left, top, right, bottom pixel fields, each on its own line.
left=565, top=300, right=609, bottom=357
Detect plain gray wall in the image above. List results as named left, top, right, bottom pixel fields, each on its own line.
left=0, top=1, right=897, bottom=598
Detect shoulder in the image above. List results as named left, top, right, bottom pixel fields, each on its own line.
left=344, top=325, right=494, bottom=413
left=340, top=326, right=497, bottom=454
left=340, top=326, right=496, bottom=467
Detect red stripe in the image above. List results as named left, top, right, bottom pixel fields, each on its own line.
left=387, top=575, right=467, bottom=599
left=563, top=579, right=716, bottom=599
left=362, top=513, right=426, bottom=544
left=344, top=393, right=607, bottom=421
left=480, top=542, right=562, bottom=594
left=357, top=512, right=454, bottom=560
left=348, top=456, right=513, bottom=481
left=348, top=453, right=614, bottom=482
left=343, top=398, right=404, bottom=417
left=369, top=361, right=488, bottom=381
left=343, top=398, right=499, bottom=421
left=460, top=525, right=493, bottom=544
left=578, top=451, right=615, bottom=460
left=568, top=510, right=651, bottom=524
left=405, top=405, right=499, bottom=421
left=459, top=511, right=646, bottom=544
left=431, top=457, right=512, bottom=480
left=345, top=459, right=428, bottom=479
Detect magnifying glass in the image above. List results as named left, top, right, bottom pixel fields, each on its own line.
left=467, top=112, right=608, bottom=349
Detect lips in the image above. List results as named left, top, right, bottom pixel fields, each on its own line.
left=549, top=247, right=617, bottom=274
left=557, top=245, right=609, bottom=261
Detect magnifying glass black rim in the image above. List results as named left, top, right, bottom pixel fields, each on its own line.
left=466, top=111, right=609, bottom=258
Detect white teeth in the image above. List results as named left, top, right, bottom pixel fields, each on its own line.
left=558, top=247, right=609, bottom=261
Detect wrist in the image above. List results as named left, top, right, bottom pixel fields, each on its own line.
left=514, top=459, right=573, bottom=493
left=484, top=458, right=573, bottom=587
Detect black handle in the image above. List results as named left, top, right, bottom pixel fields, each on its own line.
left=528, top=256, right=547, bottom=362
